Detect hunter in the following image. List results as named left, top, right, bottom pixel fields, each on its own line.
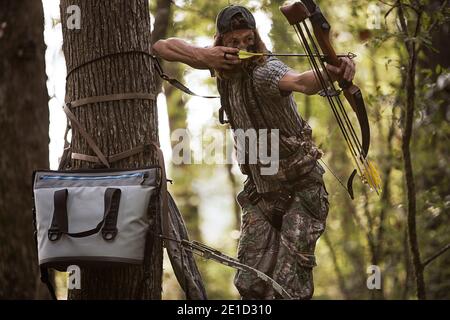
left=153, top=5, right=356, bottom=299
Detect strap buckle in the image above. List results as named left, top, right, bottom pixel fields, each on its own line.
left=101, top=228, right=118, bottom=241
left=270, top=190, right=294, bottom=231
left=48, top=229, right=62, bottom=241
left=219, top=106, right=229, bottom=124
left=246, top=183, right=261, bottom=205
left=152, top=55, right=169, bottom=79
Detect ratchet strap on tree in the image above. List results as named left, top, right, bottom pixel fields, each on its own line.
left=57, top=50, right=291, bottom=299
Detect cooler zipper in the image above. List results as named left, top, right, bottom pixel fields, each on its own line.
left=40, top=172, right=145, bottom=181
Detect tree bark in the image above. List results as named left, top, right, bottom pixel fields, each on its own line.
left=0, top=0, right=49, bottom=299
left=60, top=0, right=163, bottom=299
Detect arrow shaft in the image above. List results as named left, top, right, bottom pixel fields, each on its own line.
left=264, top=53, right=353, bottom=58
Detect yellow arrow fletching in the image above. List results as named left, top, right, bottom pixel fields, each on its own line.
left=363, top=160, right=382, bottom=194
left=238, top=50, right=264, bottom=60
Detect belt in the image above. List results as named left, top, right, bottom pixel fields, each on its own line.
left=242, top=164, right=324, bottom=231
left=244, top=165, right=324, bottom=203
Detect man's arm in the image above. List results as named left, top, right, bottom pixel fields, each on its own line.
left=279, top=57, right=356, bottom=95
left=152, top=38, right=241, bottom=71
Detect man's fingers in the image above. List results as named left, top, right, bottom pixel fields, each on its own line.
left=327, top=64, right=340, bottom=74
left=341, top=58, right=349, bottom=71
left=220, top=46, right=239, bottom=59
left=223, top=47, right=239, bottom=54
left=350, top=61, right=356, bottom=80
left=344, top=66, right=352, bottom=81
left=224, top=53, right=240, bottom=61
left=342, top=58, right=355, bottom=81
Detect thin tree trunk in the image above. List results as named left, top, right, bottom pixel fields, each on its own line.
left=402, top=227, right=412, bottom=299
left=226, top=160, right=241, bottom=230
left=151, top=0, right=172, bottom=94
left=361, top=189, right=382, bottom=299
left=0, top=0, right=49, bottom=299
left=60, top=0, right=163, bottom=299
left=364, top=45, right=396, bottom=299
left=328, top=117, right=367, bottom=298
left=152, top=0, right=204, bottom=242
left=397, top=2, right=426, bottom=300
left=323, top=233, right=351, bottom=299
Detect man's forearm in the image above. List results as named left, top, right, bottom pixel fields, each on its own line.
left=301, top=69, right=334, bottom=95
left=152, top=38, right=209, bottom=69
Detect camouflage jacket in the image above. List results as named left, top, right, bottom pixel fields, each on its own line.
left=217, top=57, right=323, bottom=193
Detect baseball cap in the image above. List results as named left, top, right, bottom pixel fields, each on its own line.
left=216, top=5, right=256, bottom=35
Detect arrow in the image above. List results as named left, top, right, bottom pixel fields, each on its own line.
left=238, top=50, right=356, bottom=60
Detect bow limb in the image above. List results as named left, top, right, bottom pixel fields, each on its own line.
left=281, top=1, right=380, bottom=197
left=343, top=86, right=370, bottom=158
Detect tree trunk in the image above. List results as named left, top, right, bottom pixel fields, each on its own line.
left=397, top=2, right=426, bottom=300
left=151, top=0, right=171, bottom=94
left=60, top=0, right=163, bottom=299
left=152, top=0, right=204, bottom=243
left=323, top=233, right=351, bottom=299
left=226, top=159, right=241, bottom=231
left=0, top=0, right=49, bottom=299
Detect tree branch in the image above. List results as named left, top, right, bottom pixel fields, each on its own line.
left=169, top=0, right=215, bottom=20
left=423, top=243, right=450, bottom=268
left=427, top=0, right=449, bottom=33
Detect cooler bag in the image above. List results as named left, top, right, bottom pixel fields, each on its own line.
left=32, top=167, right=161, bottom=270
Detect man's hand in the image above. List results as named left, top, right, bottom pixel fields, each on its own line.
left=198, top=46, right=241, bottom=70
left=325, top=57, right=356, bottom=82
left=279, top=56, right=356, bottom=95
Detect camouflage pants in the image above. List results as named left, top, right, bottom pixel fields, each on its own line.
left=234, top=181, right=329, bottom=299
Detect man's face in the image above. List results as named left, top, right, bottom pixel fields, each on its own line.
left=222, top=29, right=255, bottom=51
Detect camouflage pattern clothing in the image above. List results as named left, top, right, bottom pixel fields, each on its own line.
left=216, top=57, right=329, bottom=299
left=217, top=57, right=323, bottom=194
left=234, top=165, right=329, bottom=299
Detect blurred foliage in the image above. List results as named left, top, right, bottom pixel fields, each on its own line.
left=151, top=0, right=449, bottom=299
